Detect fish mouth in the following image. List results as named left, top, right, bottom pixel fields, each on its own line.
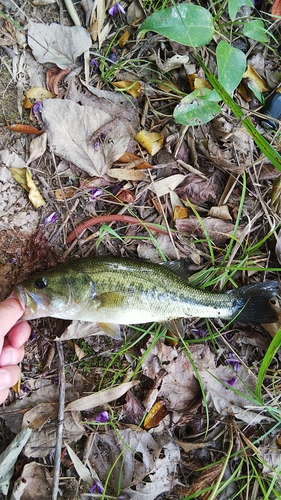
left=13, top=285, right=51, bottom=320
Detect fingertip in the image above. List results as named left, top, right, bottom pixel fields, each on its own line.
left=8, top=321, right=31, bottom=348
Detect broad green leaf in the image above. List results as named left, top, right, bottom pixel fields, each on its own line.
left=173, top=89, right=221, bottom=126
left=139, top=4, right=214, bottom=47
left=228, top=0, right=253, bottom=21
left=242, top=19, right=270, bottom=43
left=217, top=40, right=246, bottom=93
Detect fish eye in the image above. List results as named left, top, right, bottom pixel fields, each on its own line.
left=35, top=277, right=48, bottom=289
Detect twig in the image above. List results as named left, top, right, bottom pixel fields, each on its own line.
left=51, top=341, right=65, bottom=500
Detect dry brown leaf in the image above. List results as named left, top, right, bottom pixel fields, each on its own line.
left=108, top=168, right=146, bottom=181
left=184, top=463, right=223, bottom=500
left=142, top=341, right=200, bottom=411
left=272, top=0, right=281, bottom=15
left=175, top=173, right=218, bottom=205
left=42, top=98, right=131, bottom=176
left=176, top=216, right=242, bottom=244
left=23, top=87, right=55, bottom=108
left=0, top=16, right=17, bottom=46
left=46, top=67, right=70, bottom=94
left=208, top=205, right=232, bottom=220
left=26, top=132, right=48, bottom=166
left=12, top=462, right=51, bottom=500
left=22, top=403, right=58, bottom=430
left=150, top=174, right=186, bottom=197
left=66, top=381, right=139, bottom=411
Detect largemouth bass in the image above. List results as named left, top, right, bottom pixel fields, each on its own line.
left=13, top=257, right=279, bottom=339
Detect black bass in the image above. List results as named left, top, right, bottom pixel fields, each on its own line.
left=13, top=257, right=279, bottom=339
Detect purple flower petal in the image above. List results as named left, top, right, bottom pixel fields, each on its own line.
left=223, top=376, right=238, bottom=387
left=95, top=410, right=110, bottom=423
left=91, top=187, right=104, bottom=199
left=108, top=3, right=126, bottom=16
left=90, top=479, right=104, bottom=494
left=44, top=212, right=57, bottom=225
left=225, top=353, right=240, bottom=372
left=90, top=59, right=99, bottom=68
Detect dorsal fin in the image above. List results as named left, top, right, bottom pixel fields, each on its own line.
left=159, top=259, right=190, bottom=281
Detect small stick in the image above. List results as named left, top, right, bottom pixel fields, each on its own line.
left=51, top=341, right=65, bottom=500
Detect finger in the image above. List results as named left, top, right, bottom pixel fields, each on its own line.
left=0, top=365, right=21, bottom=392
left=8, top=321, right=31, bottom=348
left=0, top=298, right=24, bottom=345
left=0, top=345, right=24, bottom=367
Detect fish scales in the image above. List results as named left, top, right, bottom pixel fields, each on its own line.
left=12, top=256, right=279, bottom=337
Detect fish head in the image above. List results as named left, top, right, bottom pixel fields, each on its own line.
left=13, top=265, right=96, bottom=320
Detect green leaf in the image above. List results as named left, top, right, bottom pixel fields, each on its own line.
left=242, top=19, right=270, bottom=43
left=228, top=0, right=253, bottom=21
left=217, top=40, right=246, bottom=94
left=173, top=89, right=221, bottom=126
left=139, top=4, right=214, bottom=47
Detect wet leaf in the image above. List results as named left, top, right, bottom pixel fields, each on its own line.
left=28, top=22, right=92, bottom=69
left=140, top=5, right=214, bottom=47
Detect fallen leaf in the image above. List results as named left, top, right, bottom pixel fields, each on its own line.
left=42, top=98, right=131, bottom=176
left=184, top=463, right=223, bottom=500
left=7, top=124, right=43, bottom=135
left=0, top=16, right=17, bottom=46
left=66, top=381, right=139, bottom=411
left=108, top=168, right=146, bottom=181
left=26, top=132, right=48, bottom=166
left=173, top=205, right=188, bottom=220
left=150, top=174, right=186, bottom=197
left=175, top=216, right=242, bottom=245
left=208, top=205, right=232, bottom=220
left=28, top=22, right=92, bottom=69
left=11, top=462, right=51, bottom=500
left=143, top=401, right=168, bottom=429
left=113, top=80, right=141, bottom=98
left=175, top=173, right=218, bottom=205
left=135, top=130, right=164, bottom=155
left=118, top=30, right=131, bottom=47
left=243, top=65, right=269, bottom=92
left=46, top=67, right=70, bottom=94
left=272, top=0, right=281, bottom=16
left=89, top=428, right=180, bottom=497
left=0, top=428, right=32, bottom=495
left=23, top=87, right=55, bottom=108
left=26, top=169, right=46, bottom=208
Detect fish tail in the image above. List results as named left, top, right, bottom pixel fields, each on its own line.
left=229, top=281, right=279, bottom=324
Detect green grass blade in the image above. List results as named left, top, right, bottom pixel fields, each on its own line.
left=256, top=327, right=281, bottom=400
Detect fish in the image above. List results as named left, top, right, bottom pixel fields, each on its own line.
left=12, top=256, right=279, bottom=339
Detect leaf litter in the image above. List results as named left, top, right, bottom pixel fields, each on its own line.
left=1, top=0, right=281, bottom=498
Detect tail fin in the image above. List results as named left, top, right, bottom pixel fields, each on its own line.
left=229, top=281, right=280, bottom=324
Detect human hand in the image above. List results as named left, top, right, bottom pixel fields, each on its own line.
left=0, top=298, right=31, bottom=404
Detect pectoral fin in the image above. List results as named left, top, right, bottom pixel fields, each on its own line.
left=162, top=319, right=183, bottom=337
left=97, top=322, right=121, bottom=339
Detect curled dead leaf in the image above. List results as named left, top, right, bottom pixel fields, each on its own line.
left=143, top=401, right=168, bottom=429
left=175, top=216, right=242, bottom=244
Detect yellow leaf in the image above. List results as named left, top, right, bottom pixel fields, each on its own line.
left=23, top=86, right=55, bottom=108
left=135, top=130, right=164, bottom=156
left=194, top=77, right=212, bottom=91
left=26, top=169, right=46, bottom=208
left=55, top=187, right=76, bottom=199
left=10, top=167, right=45, bottom=208
left=113, top=80, right=141, bottom=98
left=118, top=30, right=130, bottom=47
left=173, top=205, right=188, bottom=220
left=10, top=167, right=28, bottom=190
left=243, top=65, right=269, bottom=92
